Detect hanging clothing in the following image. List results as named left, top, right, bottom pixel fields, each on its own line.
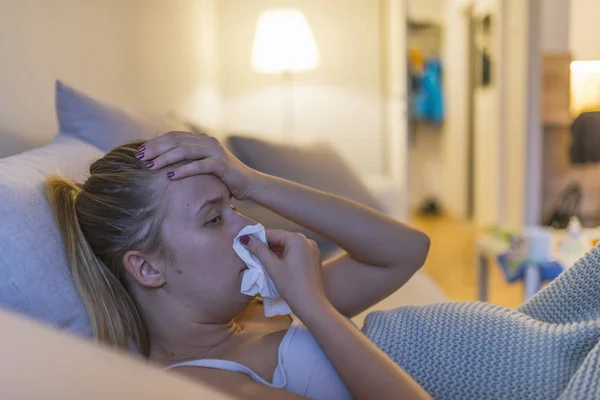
left=413, top=57, right=445, bottom=124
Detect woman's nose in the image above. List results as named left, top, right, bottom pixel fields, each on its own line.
left=233, top=209, right=257, bottom=230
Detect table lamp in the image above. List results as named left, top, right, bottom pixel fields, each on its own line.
left=252, top=8, right=320, bottom=139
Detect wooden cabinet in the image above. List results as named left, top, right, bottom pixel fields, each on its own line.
left=541, top=53, right=571, bottom=125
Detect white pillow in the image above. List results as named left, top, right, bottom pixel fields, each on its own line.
left=0, top=134, right=103, bottom=336
left=0, top=81, right=200, bottom=336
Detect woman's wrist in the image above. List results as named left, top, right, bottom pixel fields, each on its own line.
left=245, top=170, right=272, bottom=202
left=292, top=294, right=338, bottom=326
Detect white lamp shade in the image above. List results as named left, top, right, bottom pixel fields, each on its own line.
left=571, top=61, right=600, bottom=115
left=252, top=9, right=320, bottom=73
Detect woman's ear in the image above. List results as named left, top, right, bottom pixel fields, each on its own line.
left=123, top=250, right=166, bottom=288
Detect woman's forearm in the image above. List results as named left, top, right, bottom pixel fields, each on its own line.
left=249, top=173, right=429, bottom=267
left=297, top=301, right=431, bottom=400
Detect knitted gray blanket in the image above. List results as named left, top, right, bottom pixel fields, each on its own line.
left=362, top=245, right=600, bottom=399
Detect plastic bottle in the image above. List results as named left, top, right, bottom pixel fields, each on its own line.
left=560, top=216, right=584, bottom=268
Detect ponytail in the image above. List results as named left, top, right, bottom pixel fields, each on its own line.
left=46, top=175, right=148, bottom=355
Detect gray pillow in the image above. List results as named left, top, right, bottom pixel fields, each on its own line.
left=0, top=134, right=104, bottom=336
left=226, top=136, right=383, bottom=255
left=56, top=80, right=181, bottom=151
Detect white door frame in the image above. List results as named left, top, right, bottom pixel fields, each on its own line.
left=381, top=0, right=409, bottom=221
left=448, top=0, right=541, bottom=227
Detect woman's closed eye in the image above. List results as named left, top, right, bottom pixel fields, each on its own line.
left=205, top=215, right=222, bottom=227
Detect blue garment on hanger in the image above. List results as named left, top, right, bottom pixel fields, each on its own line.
left=413, top=58, right=445, bottom=124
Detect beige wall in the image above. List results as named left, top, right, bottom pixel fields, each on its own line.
left=131, top=0, right=222, bottom=129
left=0, top=0, right=221, bottom=158
left=0, top=0, right=138, bottom=156
left=541, top=0, right=570, bottom=53
left=217, top=0, right=385, bottom=175
left=407, top=0, right=446, bottom=23
left=1, top=0, right=400, bottom=209
left=570, top=0, right=600, bottom=60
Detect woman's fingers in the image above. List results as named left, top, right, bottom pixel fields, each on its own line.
left=146, top=143, right=223, bottom=171
left=138, top=131, right=257, bottom=200
left=243, top=235, right=281, bottom=276
left=138, top=131, right=194, bottom=158
left=263, top=229, right=301, bottom=249
left=269, top=245, right=285, bottom=258
left=167, top=158, right=225, bottom=180
left=243, top=229, right=299, bottom=267
left=137, top=131, right=218, bottom=164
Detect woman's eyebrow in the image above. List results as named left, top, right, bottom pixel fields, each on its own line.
left=193, top=196, right=224, bottom=216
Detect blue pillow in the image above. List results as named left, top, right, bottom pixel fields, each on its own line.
left=55, top=80, right=159, bottom=151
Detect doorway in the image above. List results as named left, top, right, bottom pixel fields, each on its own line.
left=406, top=0, right=445, bottom=219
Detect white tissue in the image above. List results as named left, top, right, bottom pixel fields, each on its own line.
left=233, top=223, right=292, bottom=317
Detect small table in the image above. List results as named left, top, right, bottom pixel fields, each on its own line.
left=476, top=234, right=510, bottom=302
left=476, top=232, right=566, bottom=303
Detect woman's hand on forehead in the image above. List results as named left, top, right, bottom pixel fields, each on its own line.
left=135, top=131, right=260, bottom=200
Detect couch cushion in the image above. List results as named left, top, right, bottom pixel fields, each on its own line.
left=55, top=80, right=194, bottom=152
left=0, top=134, right=103, bottom=336
left=226, top=136, right=383, bottom=254
left=352, top=270, right=447, bottom=328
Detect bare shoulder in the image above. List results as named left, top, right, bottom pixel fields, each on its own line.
left=172, top=366, right=306, bottom=399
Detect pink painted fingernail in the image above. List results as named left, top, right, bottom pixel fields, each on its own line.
left=138, top=144, right=146, bottom=151
left=240, top=235, right=250, bottom=245
left=135, top=152, right=145, bottom=160
left=167, top=171, right=175, bottom=178
left=146, top=161, right=154, bottom=168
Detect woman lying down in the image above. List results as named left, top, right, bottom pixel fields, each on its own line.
left=46, top=131, right=600, bottom=400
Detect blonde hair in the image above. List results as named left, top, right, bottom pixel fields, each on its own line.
left=46, top=140, right=167, bottom=356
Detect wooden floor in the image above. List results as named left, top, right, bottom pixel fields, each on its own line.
left=411, top=213, right=524, bottom=309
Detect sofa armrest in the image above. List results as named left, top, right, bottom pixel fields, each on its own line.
left=352, top=270, right=448, bottom=328
left=0, top=308, right=233, bottom=399
left=362, top=175, right=405, bottom=220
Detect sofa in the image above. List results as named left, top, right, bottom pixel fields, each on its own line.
left=0, top=81, right=447, bottom=397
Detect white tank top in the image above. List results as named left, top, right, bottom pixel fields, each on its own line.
left=165, top=317, right=353, bottom=399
